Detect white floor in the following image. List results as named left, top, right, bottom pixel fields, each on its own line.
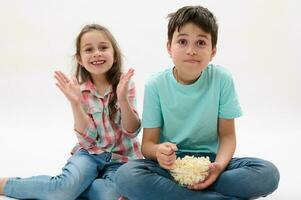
left=0, top=197, right=16, bottom=200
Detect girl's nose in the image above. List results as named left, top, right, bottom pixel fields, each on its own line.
left=93, top=50, right=102, bottom=57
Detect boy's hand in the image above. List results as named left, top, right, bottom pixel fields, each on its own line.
left=187, top=162, right=223, bottom=190
left=117, top=68, right=134, bottom=103
left=54, top=71, right=82, bottom=105
left=156, top=142, right=178, bottom=169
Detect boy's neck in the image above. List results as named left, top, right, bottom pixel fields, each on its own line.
left=173, top=67, right=202, bottom=85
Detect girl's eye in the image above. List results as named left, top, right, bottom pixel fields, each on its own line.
left=99, top=46, right=108, bottom=51
left=84, top=48, right=93, bottom=52
left=196, top=40, right=206, bottom=47
left=178, top=39, right=187, bottom=46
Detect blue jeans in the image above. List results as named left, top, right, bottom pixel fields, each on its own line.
left=4, top=149, right=123, bottom=200
left=115, top=153, right=280, bottom=200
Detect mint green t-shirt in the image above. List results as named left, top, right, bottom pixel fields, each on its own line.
left=142, top=64, right=242, bottom=154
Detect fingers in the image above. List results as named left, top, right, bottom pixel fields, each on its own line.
left=187, top=162, right=221, bottom=190
left=167, top=143, right=178, bottom=152
left=157, top=142, right=178, bottom=169
left=72, top=76, right=79, bottom=86
left=54, top=71, right=70, bottom=85
left=187, top=177, right=212, bottom=190
left=120, top=68, right=134, bottom=82
left=160, top=143, right=177, bottom=155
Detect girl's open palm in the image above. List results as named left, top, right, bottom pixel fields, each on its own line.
left=117, top=68, right=134, bottom=103
left=54, top=71, right=82, bottom=105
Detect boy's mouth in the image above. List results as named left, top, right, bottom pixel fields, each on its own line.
left=184, top=59, right=200, bottom=64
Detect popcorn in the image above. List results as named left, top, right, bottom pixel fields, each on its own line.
left=170, top=155, right=211, bottom=186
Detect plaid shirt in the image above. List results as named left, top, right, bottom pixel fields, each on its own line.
left=71, top=79, right=143, bottom=162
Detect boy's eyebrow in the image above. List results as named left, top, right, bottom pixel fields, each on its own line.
left=177, top=33, right=209, bottom=39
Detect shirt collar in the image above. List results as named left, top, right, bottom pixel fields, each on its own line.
left=80, top=79, right=112, bottom=98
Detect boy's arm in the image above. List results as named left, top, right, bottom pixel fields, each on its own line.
left=215, top=118, right=236, bottom=170
left=189, top=118, right=236, bottom=190
left=142, top=128, right=178, bottom=169
left=141, top=128, right=161, bottom=160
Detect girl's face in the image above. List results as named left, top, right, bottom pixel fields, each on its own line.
left=167, top=22, right=216, bottom=83
left=78, top=30, right=114, bottom=80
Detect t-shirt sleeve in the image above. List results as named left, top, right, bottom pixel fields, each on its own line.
left=218, top=71, right=242, bottom=119
left=142, top=80, right=163, bottom=128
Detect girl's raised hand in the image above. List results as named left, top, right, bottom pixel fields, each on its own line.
left=117, top=68, right=134, bottom=103
left=54, top=71, right=82, bottom=105
left=156, top=142, right=178, bottom=170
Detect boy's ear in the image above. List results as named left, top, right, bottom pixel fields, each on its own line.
left=166, top=41, right=172, bottom=57
left=210, top=47, right=217, bottom=61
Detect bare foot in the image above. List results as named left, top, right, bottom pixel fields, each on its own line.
left=0, top=178, right=8, bottom=195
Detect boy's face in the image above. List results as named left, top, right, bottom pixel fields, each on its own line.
left=167, top=23, right=216, bottom=82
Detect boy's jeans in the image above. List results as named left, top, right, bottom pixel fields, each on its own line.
left=115, top=152, right=280, bottom=200
left=4, top=149, right=123, bottom=200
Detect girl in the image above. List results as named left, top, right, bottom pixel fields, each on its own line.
left=0, top=24, right=142, bottom=200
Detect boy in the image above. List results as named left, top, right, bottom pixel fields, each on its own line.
left=115, top=5, right=279, bottom=200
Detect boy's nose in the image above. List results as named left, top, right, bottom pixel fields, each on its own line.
left=186, top=45, right=197, bottom=55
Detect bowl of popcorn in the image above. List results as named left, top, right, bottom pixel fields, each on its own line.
left=170, top=155, right=211, bottom=186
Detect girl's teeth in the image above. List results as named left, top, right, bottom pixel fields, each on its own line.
left=92, top=61, right=104, bottom=65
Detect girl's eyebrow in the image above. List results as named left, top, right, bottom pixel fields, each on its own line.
left=81, top=43, right=92, bottom=48
left=81, top=42, right=109, bottom=48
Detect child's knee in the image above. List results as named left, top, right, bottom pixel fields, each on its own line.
left=262, top=160, right=280, bottom=192
left=249, top=158, right=280, bottom=196
left=115, top=161, right=142, bottom=189
left=88, top=180, right=120, bottom=200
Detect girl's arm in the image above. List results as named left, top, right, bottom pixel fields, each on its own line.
left=142, top=127, right=177, bottom=169
left=71, top=103, right=94, bottom=133
left=189, top=118, right=236, bottom=190
left=55, top=71, right=97, bottom=144
left=117, top=69, right=140, bottom=133
left=119, top=100, right=140, bottom=133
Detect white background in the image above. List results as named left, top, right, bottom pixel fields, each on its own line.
left=0, top=0, right=300, bottom=199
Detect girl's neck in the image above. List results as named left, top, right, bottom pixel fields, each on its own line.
left=91, top=75, right=111, bottom=96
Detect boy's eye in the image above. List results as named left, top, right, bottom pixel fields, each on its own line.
left=178, top=39, right=187, bottom=46
left=196, top=40, right=206, bottom=47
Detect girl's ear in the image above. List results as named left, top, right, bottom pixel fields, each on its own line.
left=76, top=55, right=83, bottom=66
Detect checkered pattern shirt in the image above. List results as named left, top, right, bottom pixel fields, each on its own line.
left=71, top=79, right=143, bottom=162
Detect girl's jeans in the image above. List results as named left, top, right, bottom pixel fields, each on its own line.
left=4, top=149, right=123, bottom=200
left=115, top=152, right=280, bottom=200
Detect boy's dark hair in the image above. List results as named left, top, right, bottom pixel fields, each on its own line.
left=167, top=6, right=218, bottom=48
